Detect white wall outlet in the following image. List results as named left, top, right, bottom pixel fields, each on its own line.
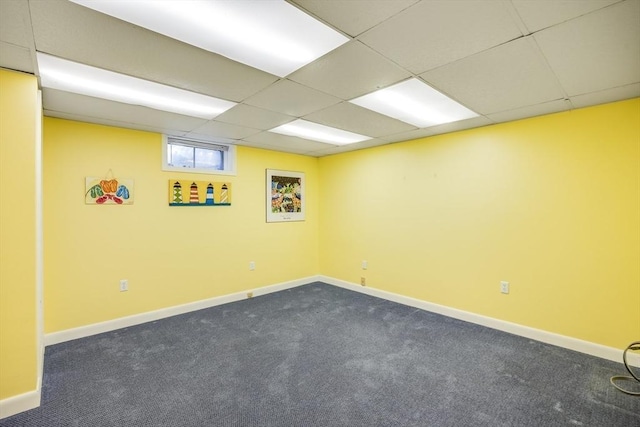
left=249, top=261, right=255, bottom=271
left=500, top=281, right=509, bottom=294
left=119, top=279, right=128, bottom=292
left=362, top=260, right=368, bottom=270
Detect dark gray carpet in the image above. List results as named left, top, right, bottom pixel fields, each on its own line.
left=1, top=282, right=638, bottom=426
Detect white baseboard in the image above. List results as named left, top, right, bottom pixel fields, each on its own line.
left=0, top=389, right=40, bottom=420
left=45, top=275, right=320, bottom=346
left=0, top=332, right=45, bottom=419
left=319, top=275, right=639, bottom=367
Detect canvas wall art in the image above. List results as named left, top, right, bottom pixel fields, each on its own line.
left=169, top=180, right=231, bottom=206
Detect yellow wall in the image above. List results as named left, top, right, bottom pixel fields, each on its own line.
left=0, top=70, right=38, bottom=399
left=43, top=118, right=319, bottom=332
left=319, top=99, right=640, bottom=349
left=3, top=69, right=638, bottom=406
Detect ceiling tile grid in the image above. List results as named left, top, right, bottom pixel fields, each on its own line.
left=29, top=0, right=279, bottom=102
left=243, top=79, right=342, bottom=117
left=290, top=0, right=420, bottom=37
left=288, top=40, right=412, bottom=100
left=511, top=0, right=621, bottom=33
left=42, top=89, right=210, bottom=135
left=0, top=42, right=34, bottom=74
left=214, top=104, right=295, bottom=131
left=0, top=0, right=637, bottom=157
left=302, top=102, right=418, bottom=138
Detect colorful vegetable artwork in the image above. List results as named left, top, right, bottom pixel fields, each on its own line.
left=85, top=175, right=134, bottom=205
left=100, top=179, right=118, bottom=193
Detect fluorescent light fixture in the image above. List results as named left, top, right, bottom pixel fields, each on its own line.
left=269, top=119, right=371, bottom=145
left=37, top=53, right=236, bottom=119
left=350, top=78, right=478, bottom=128
left=69, top=0, right=349, bottom=77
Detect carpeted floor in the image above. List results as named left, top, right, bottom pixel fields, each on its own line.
left=1, top=282, right=638, bottom=426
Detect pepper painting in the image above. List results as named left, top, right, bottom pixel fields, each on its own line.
left=85, top=177, right=134, bottom=205
left=168, top=180, right=231, bottom=206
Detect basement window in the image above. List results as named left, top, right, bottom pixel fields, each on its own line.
left=162, top=136, right=236, bottom=175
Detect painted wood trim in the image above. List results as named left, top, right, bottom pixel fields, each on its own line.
left=44, top=276, right=320, bottom=346
left=319, top=276, right=639, bottom=367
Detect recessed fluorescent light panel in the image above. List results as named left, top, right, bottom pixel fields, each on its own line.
left=69, top=0, right=349, bottom=77
left=350, top=78, right=478, bottom=128
left=37, top=53, right=236, bottom=119
left=269, top=120, right=371, bottom=145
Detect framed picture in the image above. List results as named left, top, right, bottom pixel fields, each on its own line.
left=266, top=169, right=305, bottom=222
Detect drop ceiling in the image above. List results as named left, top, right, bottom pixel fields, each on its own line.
left=1, top=0, right=638, bottom=157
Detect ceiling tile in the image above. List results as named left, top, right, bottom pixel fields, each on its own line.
left=569, top=83, right=640, bottom=109
left=289, top=41, right=411, bottom=99
left=303, top=102, right=416, bottom=138
left=359, top=0, right=523, bottom=74
left=243, top=130, right=333, bottom=152
left=214, top=104, right=294, bottom=131
left=422, top=116, right=495, bottom=136
left=512, top=0, right=620, bottom=32
left=305, top=145, right=359, bottom=157
left=533, top=0, right=640, bottom=97
left=0, top=42, right=33, bottom=73
left=1, top=0, right=635, bottom=158
left=44, top=109, right=199, bottom=138
left=379, top=128, right=439, bottom=143
left=30, top=0, right=278, bottom=102
left=0, top=0, right=31, bottom=48
left=486, top=99, right=571, bottom=123
left=243, top=79, right=341, bottom=117
left=291, top=0, right=419, bottom=37
left=42, top=88, right=207, bottom=134
left=305, top=138, right=390, bottom=157
left=378, top=116, right=493, bottom=143
left=420, top=37, right=565, bottom=115
left=186, top=121, right=261, bottom=140
left=239, top=140, right=316, bottom=156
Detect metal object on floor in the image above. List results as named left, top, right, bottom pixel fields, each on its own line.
left=610, top=341, right=640, bottom=396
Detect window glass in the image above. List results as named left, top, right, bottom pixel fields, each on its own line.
left=163, top=136, right=236, bottom=175
left=169, top=144, right=195, bottom=168
left=195, top=147, right=223, bottom=170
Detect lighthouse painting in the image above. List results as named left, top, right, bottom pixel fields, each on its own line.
left=189, top=182, right=199, bottom=204
left=205, top=183, right=214, bottom=205
left=172, top=181, right=182, bottom=204
left=168, top=180, right=231, bottom=207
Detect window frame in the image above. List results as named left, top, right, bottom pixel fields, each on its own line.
left=162, top=135, right=237, bottom=176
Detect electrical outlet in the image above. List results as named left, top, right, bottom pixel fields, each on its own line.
left=500, top=281, right=509, bottom=294
left=362, top=260, right=368, bottom=270
left=247, top=292, right=253, bottom=298
left=119, top=279, right=128, bottom=292
left=360, top=277, right=366, bottom=286
left=249, top=261, right=255, bottom=271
